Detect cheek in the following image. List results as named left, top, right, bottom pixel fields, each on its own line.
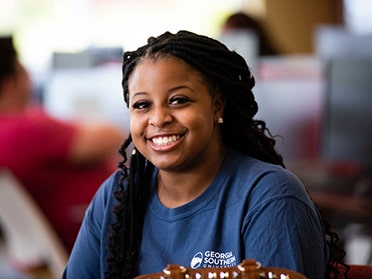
left=185, top=109, right=214, bottom=127
left=129, top=116, right=141, bottom=136
left=129, top=114, right=150, bottom=147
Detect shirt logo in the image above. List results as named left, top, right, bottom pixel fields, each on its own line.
left=190, top=252, right=203, bottom=269
left=190, top=250, right=236, bottom=269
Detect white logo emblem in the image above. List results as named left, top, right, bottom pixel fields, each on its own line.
left=190, top=252, right=203, bottom=269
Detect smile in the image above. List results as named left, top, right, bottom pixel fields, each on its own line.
left=151, top=135, right=180, bottom=146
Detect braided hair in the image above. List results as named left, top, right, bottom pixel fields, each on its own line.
left=105, top=30, right=347, bottom=279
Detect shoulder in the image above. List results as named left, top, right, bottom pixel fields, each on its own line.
left=225, top=149, right=301, bottom=185
left=223, top=149, right=311, bottom=205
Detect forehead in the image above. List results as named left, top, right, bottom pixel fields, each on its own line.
left=128, top=56, right=205, bottom=88
left=136, top=55, right=194, bottom=73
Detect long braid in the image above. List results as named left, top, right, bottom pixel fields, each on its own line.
left=107, top=30, right=346, bottom=279
left=105, top=136, right=132, bottom=278
left=106, top=136, right=153, bottom=278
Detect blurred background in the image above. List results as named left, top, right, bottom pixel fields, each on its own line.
left=1, top=0, right=372, bottom=277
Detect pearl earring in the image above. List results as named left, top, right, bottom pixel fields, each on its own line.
left=217, top=117, right=224, bottom=124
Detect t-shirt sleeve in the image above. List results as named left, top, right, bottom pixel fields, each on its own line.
left=63, top=171, right=120, bottom=278
left=241, top=171, right=328, bottom=279
left=63, top=197, right=102, bottom=278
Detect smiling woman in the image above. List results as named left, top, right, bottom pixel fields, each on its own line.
left=62, top=30, right=346, bottom=279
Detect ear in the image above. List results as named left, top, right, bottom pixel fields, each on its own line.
left=213, top=93, right=225, bottom=116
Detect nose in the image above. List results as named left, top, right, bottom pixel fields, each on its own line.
left=148, top=105, right=173, bottom=127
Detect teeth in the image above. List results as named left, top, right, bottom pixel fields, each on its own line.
left=152, top=135, right=180, bottom=146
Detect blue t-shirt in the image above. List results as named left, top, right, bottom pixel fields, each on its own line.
left=63, top=149, right=328, bottom=279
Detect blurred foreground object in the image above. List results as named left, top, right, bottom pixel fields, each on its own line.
left=135, top=259, right=308, bottom=279
left=0, top=169, right=68, bottom=279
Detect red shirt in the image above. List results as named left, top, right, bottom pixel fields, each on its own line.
left=0, top=108, right=117, bottom=251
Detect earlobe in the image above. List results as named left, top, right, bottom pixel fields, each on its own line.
left=217, top=117, right=224, bottom=124
left=213, top=94, right=225, bottom=125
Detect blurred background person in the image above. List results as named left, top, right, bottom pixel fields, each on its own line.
left=221, top=11, right=280, bottom=56
left=0, top=35, right=125, bottom=254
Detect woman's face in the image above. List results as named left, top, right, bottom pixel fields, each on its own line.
left=127, top=56, right=224, bottom=172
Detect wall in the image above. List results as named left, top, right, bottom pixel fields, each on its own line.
left=263, top=0, right=343, bottom=54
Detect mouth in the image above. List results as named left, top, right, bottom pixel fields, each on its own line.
left=151, top=135, right=181, bottom=146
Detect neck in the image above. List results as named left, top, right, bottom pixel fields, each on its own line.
left=157, top=146, right=227, bottom=208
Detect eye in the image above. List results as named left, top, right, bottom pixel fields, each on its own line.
left=169, top=96, right=191, bottom=105
left=132, top=100, right=150, bottom=110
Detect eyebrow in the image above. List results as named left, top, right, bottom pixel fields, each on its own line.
left=130, top=84, right=195, bottom=99
left=131, top=92, right=148, bottom=99
left=168, top=85, right=195, bottom=94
